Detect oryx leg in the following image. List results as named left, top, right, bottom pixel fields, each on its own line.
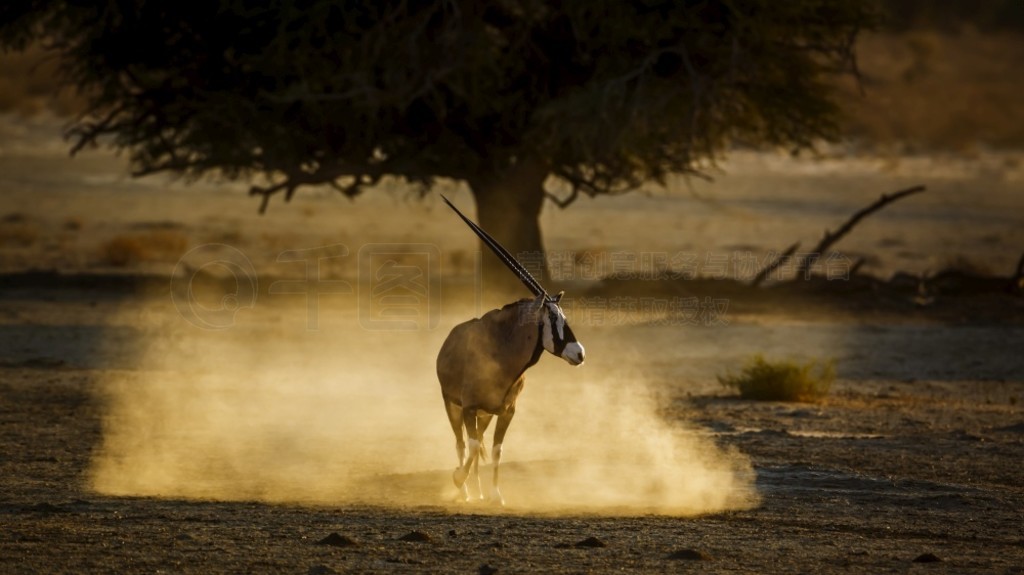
left=444, top=400, right=470, bottom=501
left=453, top=407, right=486, bottom=493
left=472, top=413, right=493, bottom=500
left=490, top=407, right=515, bottom=506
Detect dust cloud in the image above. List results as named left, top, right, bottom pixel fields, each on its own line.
left=91, top=297, right=757, bottom=516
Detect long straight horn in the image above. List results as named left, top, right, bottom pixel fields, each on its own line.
left=441, top=195, right=548, bottom=298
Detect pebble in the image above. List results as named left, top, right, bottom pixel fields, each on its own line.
left=574, top=537, right=606, bottom=548
left=398, top=530, right=432, bottom=543
left=667, top=548, right=713, bottom=561
left=315, top=533, right=357, bottom=547
left=27, top=502, right=64, bottom=514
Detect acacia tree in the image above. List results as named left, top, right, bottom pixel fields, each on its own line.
left=1, top=1, right=875, bottom=292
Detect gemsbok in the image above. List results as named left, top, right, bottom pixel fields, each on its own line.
left=437, top=195, right=585, bottom=505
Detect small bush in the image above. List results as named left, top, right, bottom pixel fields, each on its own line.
left=718, top=355, right=835, bottom=402
left=100, top=236, right=148, bottom=266
left=0, top=223, right=38, bottom=247
left=99, top=231, right=188, bottom=266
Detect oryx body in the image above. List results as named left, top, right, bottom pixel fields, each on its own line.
left=437, top=196, right=584, bottom=505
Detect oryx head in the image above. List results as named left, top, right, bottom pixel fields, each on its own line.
left=443, top=195, right=585, bottom=367
left=533, top=290, right=585, bottom=366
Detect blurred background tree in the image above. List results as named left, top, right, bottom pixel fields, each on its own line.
left=883, top=0, right=1024, bottom=32
left=835, top=1, right=1024, bottom=152
left=3, top=1, right=877, bottom=292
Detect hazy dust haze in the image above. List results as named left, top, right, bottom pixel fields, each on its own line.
left=91, top=296, right=757, bottom=516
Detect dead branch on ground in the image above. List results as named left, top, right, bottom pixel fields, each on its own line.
left=751, top=185, right=926, bottom=286
left=795, top=185, right=926, bottom=277
left=1012, top=252, right=1024, bottom=294
left=750, top=242, right=800, bottom=287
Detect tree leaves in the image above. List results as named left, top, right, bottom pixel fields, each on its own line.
left=0, top=0, right=878, bottom=208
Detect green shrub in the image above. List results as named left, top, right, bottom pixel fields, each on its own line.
left=718, top=355, right=835, bottom=402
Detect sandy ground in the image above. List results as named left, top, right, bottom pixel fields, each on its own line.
left=1, top=115, right=1023, bottom=573
left=0, top=292, right=1021, bottom=574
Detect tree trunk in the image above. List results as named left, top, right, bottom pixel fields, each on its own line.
left=468, top=158, right=550, bottom=303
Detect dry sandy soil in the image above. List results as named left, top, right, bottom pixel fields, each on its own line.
left=1, top=115, right=1023, bottom=573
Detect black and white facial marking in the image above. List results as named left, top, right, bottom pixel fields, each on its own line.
left=540, top=299, right=585, bottom=366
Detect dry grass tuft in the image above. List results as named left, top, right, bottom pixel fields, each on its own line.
left=718, top=355, right=835, bottom=402
left=0, top=214, right=38, bottom=247
left=0, top=223, right=38, bottom=247
left=99, top=231, right=189, bottom=267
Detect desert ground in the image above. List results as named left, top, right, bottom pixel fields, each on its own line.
left=1, top=113, right=1023, bottom=574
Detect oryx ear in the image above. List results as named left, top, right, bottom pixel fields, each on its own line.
left=551, top=290, right=564, bottom=303
left=534, top=293, right=547, bottom=309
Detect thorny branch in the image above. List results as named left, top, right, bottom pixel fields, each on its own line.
left=751, top=185, right=926, bottom=286
left=249, top=167, right=384, bottom=214
left=547, top=167, right=614, bottom=209
left=66, top=104, right=128, bottom=155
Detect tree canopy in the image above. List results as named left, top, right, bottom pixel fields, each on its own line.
left=1, top=0, right=876, bottom=291
left=2, top=1, right=875, bottom=201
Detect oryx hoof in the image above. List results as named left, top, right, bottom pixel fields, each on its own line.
left=489, top=487, right=505, bottom=507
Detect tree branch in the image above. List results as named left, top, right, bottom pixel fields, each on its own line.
left=329, top=172, right=383, bottom=198
left=131, top=159, right=212, bottom=178
left=751, top=242, right=801, bottom=287
left=795, top=185, right=926, bottom=277
left=545, top=186, right=579, bottom=209
left=248, top=164, right=386, bottom=213
left=65, top=104, right=128, bottom=155
left=249, top=180, right=292, bottom=214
